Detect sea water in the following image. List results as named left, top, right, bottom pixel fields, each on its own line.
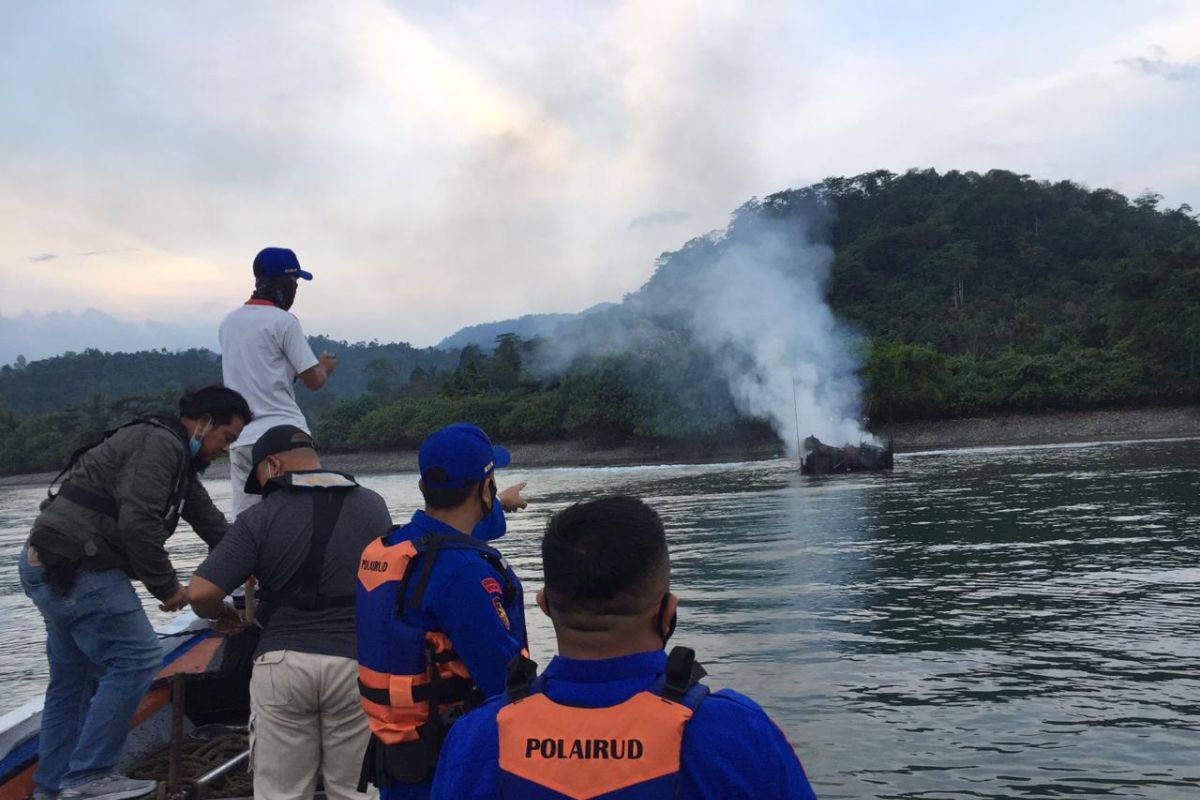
left=2, top=439, right=1198, bottom=798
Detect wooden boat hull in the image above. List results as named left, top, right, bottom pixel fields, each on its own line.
left=0, top=615, right=242, bottom=800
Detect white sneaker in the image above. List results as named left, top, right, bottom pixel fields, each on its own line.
left=59, top=776, right=156, bottom=800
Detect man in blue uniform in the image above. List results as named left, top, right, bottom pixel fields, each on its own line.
left=430, top=496, right=818, bottom=800
left=356, top=423, right=528, bottom=800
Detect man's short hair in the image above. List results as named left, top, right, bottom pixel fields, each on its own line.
left=421, top=474, right=482, bottom=510
left=179, top=385, right=252, bottom=426
left=542, top=496, right=669, bottom=615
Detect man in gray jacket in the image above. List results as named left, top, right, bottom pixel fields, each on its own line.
left=18, top=385, right=251, bottom=800
left=189, top=425, right=392, bottom=800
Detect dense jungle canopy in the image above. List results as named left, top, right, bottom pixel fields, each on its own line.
left=2, top=168, right=1196, bottom=474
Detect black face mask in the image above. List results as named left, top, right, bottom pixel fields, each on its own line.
left=479, top=480, right=493, bottom=518
left=654, top=593, right=677, bottom=645
left=252, top=276, right=298, bottom=310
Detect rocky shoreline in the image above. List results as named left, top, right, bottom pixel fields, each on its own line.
left=874, top=405, right=1200, bottom=452
left=323, top=405, right=1200, bottom=475
left=2, top=406, right=1196, bottom=487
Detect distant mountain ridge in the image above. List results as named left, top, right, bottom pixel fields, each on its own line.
left=0, top=305, right=619, bottom=414
left=435, top=303, right=616, bottom=350
left=0, top=309, right=218, bottom=364
left=1, top=302, right=622, bottom=365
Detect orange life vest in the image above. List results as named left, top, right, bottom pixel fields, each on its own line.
left=496, top=648, right=709, bottom=799
left=356, top=529, right=518, bottom=787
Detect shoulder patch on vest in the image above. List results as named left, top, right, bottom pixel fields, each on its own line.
left=492, top=596, right=511, bottom=630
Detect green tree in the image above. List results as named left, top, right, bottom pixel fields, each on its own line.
left=864, top=340, right=952, bottom=421
left=364, top=357, right=398, bottom=399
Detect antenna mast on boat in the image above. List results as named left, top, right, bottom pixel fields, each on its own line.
left=792, top=376, right=803, bottom=465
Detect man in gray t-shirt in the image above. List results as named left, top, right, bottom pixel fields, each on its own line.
left=189, top=425, right=391, bottom=800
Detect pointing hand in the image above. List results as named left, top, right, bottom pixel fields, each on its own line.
left=499, top=482, right=528, bottom=512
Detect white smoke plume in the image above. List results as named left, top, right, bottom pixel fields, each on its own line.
left=537, top=194, right=872, bottom=456
left=674, top=216, right=868, bottom=456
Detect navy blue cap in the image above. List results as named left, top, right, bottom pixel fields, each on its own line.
left=419, top=423, right=511, bottom=489
left=253, top=247, right=313, bottom=280
left=244, top=425, right=317, bottom=494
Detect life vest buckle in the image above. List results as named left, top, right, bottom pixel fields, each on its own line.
left=662, top=646, right=706, bottom=703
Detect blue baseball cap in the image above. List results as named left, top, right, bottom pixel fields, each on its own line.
left=253, top=247, right=313, bottom=280
left=419, top=423, right=511, bottom=489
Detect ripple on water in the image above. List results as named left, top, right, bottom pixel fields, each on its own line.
left=2, top=440, right=1200, bottom=798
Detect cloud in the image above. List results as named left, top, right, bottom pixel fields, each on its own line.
left=79, top=248, right=139, bottom=256
left=0, top=308, right=217, bottom=363
left=27, top=253, right=56, bottom=262
left=629, top=211, right=691, bottom=230
left=1121, top=48, right=1200, bottom=82
left=0, top=1, right=1197, bottom=352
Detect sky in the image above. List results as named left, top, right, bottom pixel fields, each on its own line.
left=1, top=0, right=1197, bottom=353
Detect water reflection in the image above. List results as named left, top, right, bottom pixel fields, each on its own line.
left=1, top=441, right=1199, bottom=798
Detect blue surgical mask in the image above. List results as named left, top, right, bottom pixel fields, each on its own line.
left=472, top=485, right=507, bottom=542
left=189, top=420, right=211, bottom=460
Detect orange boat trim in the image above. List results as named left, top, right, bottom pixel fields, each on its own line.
left=2, top=635, right=223, bottom=800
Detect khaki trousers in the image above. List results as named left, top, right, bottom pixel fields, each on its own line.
left=249, top=650, right=377, bottom=800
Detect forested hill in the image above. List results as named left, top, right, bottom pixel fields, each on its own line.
left=816, top=169, right=1199, bottom=417
left=0, top=338, right=457, bottom=415
left=1, top=168, right=1196, bottom=474
left=820, top=169, right=1197, bottom=358
left=538, top=168, right=1198, bottom=422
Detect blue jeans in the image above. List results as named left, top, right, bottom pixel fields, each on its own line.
left=19, top=545, right=162, bottom=792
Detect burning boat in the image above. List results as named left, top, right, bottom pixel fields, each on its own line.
left=800, top=435, right=893, bottom=475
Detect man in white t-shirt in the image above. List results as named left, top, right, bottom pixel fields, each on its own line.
left=220, top=247, right=338, bottom=516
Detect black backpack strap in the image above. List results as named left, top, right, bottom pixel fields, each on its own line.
left=127, top=414, right=191, bottom=526
left=505, top=654, right=539, bottom=703
left=407, top=535, right=445, bottom=611
left=257, top=487, right=350, bottom=627
left=400, top=534, right=508, bottom=609
left=661, top=646, right=708, bottom=704
left=392, top=532, right=420, bottom=614
left=45, top=416, right=152, bottom=504
left=424, top=638, right=447, bottom=746
left=55, top=482, right=119, bottom=519
left=300, top=489, right=348, bottom=594
left=46, top=440, right=103, bottom=503
left=46, top=415, right=191, bottom=522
